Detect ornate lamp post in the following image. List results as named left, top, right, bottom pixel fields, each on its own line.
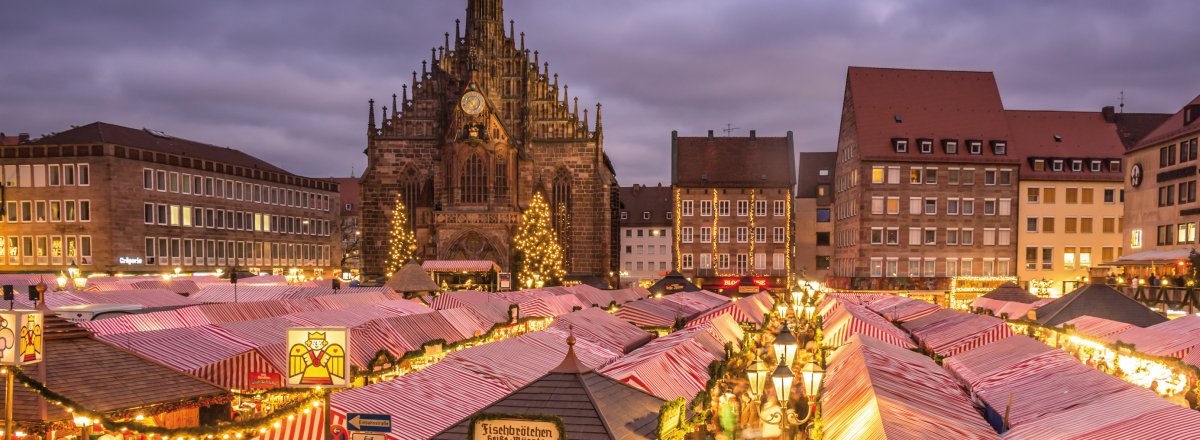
left=746, top=356, right=770, bottom=400
left=774, top=324, right=799, bottom=369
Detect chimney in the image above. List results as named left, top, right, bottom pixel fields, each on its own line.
left=1102, top=106, right=1116, bottom=123
left=707, top=130, right=714, bottom=141
left=749, top=130, right=757, bottom=140
left=18, top=133, right=30, bottom=143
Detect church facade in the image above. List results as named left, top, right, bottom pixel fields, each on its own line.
left=359, top=0, right=619, bottom=283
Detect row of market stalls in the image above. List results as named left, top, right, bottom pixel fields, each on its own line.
left=818, top=292, right=1200, bottom=439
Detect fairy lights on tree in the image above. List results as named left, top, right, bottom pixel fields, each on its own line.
left=514, top=192, right=566, bottom=288
left=386, top=193, right=417, bottom=274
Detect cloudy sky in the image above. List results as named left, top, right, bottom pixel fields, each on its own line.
left=2, top=1, right=1198, bottom=184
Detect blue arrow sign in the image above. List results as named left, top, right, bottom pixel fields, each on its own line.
left=346, top=413, right=391, bottom=433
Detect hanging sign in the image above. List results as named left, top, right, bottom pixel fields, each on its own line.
left=470, top=415, right=562, bottom=440
left=287, top=327, right=351, bottom=388
left=0, top=309, right=43, bottom=366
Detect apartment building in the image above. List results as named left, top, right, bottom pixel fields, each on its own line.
left=795, top=152, right=836, bottom=283
left=0, top=122, right=340, bottom=275
left=831, top=67, right=1019, bottom=291
left=618, top=184, right=673, bottom=286
left=672, top=130, right=796, bottom=294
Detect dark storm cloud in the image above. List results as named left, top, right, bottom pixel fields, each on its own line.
left=2, top=1, right=1198, bottom=184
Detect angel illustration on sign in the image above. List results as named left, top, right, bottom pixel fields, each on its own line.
left=20, top=315, right=42, bottom=362
left=289, top=332, right=345, bottom=385
left=0, top=316, right=14, bottom=361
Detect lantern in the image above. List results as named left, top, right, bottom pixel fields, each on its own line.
left=803, top=305, right=816, bottom=321
left=772, top=356, right=794, bottom=404
left=774, top=324, right=799, bottom=368
left=791, top=290, right=804, bottom=306
left=55, top=275, right=68, bottom=290
left=776, top=303, right=789, bottom=319
left=0, top=310, right=44, bottom=366
left=800, top=361, right=825, bottom=400
left=67, top=261, right=81, bottom=279
left=746, top=356, right=769, bottom=398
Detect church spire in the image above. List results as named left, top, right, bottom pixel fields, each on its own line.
left=465, top=0, right=504, bottom=44
left=367, top=99, right=376, bottom=136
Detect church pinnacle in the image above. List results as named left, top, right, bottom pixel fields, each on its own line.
left=465, top=0, right=505, bottom=43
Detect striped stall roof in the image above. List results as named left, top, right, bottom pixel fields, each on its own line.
left=1062, top=315, right=1136, bottom=339
left=1102, top=316, right=1200, bottom=359
left=823, top=299, right=915, bottom=349
left=821, top=334, right=1000, bottom=440
left=942, top=335, right=1058, bottom=389
left=518, top=294, right=588, bottom=318
left=906, top=311, right=1013, bottom=357
left=98, top=325, right=282, bottom=389
left=550, top=308, right=652, bottom=354
left=67, top=289, right=202, bottom=308
left=866, top=296, right=941, bottom=322
left=1002, top=386, right=1200, bottom=439
left=598, top=325, right=727, bottom=400
left=190, top=285, right=301, bottom=303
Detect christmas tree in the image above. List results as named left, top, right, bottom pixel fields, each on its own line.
left=387, top=194, right=417, bottom=274
left=514, top=192, right=566, bottom=288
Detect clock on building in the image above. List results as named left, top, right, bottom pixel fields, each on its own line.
left=460, top=91, right=486, bottom=115
left=1130, top=163, right=1143, bottom=188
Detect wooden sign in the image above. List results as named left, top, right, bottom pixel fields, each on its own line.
left=287, top=327, right=351, bottom=388
left=0, top=310, right=43, bottom=366
left=471, top=417, right=562, bottom=440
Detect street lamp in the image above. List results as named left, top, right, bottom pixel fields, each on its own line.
left=799, top=361, right=825, bottom=402
left=67, top=261, right=80, bottom=279
left=746, top=356, right=769, bottom=399
left=774, top=324, right=799, bottom=369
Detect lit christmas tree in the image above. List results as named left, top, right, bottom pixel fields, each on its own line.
left=514, top=192, right=566, bottom=287
left=387, top=194, right=417, bottom=274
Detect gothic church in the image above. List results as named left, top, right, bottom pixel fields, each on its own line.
left=360, top=0, right=619, bottom=282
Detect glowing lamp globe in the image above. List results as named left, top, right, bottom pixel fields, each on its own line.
left=773, top=324, right=799, bottom=368
left=772, top=358, right=794, bottom=404
left=745, top=356, right=769, bottom=398
left=800, top=361, right=825, bottom=400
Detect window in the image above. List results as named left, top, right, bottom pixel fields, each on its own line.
left=775, top=227, right=787, bottom=243
left=1043, top=188, right=1056, bottom=203
left=919, top=139, right=933, bottom=153
left=1109, top=160, right=1122, bottom=172
left=947, top=198, right=959, bottom=215
left=682, top=254, right=693, bottom=270
left=948, top=168, right=960, bottom=184
left=886, top=197, right=900, bottom=214
left=1102, top=217, right=1115, bottom=234
left=64, top=201, right=75, bottom=222
left=1066, top=188, right=1079, bottom=204
left=893, top=138, right=908, bottom=153
left=144, top=203, right=154, bottom=224
left=924, top=198, right=937, bottom=215
left=736, top=227, right=748, bottom=243
left=924, top=167, right=937, bottom=184
left=870, top=258, right=883, bottom=277
left=871, top=166, right=885, bottom=184
left=1027, top=187, right=1039, bottom=203
left=943, top=140, right=958, bottom=154
left=908, top=258, right=921, bottom=277
left=1033, top=159, right=1045, bottom=171
left=1027, top=217, right=1038, bottom=232
left=961, top=229, right=974, bottom=245
left=1103, top=189, right=1115, bottom=204
left=755, top=200, right=767, bottom=216
left=968, top=141, right=982, bottom=155
left=946, top=258, right=958, bottom=277
left=79, top=201, right=90, bottom=222
left=871, top=197, right=884, bottom=214
left=999, top=170, right=1011, bottom=185
left=946, top=228, right=959, bottom=245
left=816, top=209, right=830, bottom=222
left=985, top=169, right=997, bottom=185
left=870, top=228, right=883, bottom=245
left=885, top=228, right=899, bottom=245
left=924, top=228, right=936, bottom=245
left=1043, top=217, right=1056, bottom=233
left=642, top=211, right=650, bottom=220
left=773, top=200, right=786, bottom=216
left=1026, top=247, right=1039, bottom=270
left=886, top=258, right=899, bottom=277
left=909, top=197, right=922, bottom=215
left=909, top=228, right=921, bottom=246
left=1091, top=161, right=1102, bottom=172
left=682, top=227, right=693, bottom=243
left=962, top=168, right=975, bottom=185
left=910, top=167, right=923, bottom=184
left=985, top=198, right=999, bottom=215
left=1082, top=188, right=1094, bottom=204
left=718, top=200, right=730, bottom=216
left=156, top=170, right=167, bottom=191
left=962, top=199, right=975, bottom=215
left=991, top=141, right=1007, bottom=155
left=1052, top=160, right=1063, bottom=171
left=1081, top=217, right=1093, bottom=234
left=1065, top=217, right=1078, bottom=233
left=682, top=200, right=693, bottom=216
left=983, top=228, right=996, bottom=246
left=718, top=254, right=730, bottom=270
left=1080, top=247, right=1092, bottom=268
left=700, top=200, right=712, bottom=216
left=998, top=229, right=1011, bottom=246
left=700, top=227, right=711, bottom=243
left=718, top=227, right=729, bottom=243
left=737, top=200, right=749, bottom=216
left=1162, top=145, right=1177, bottom=167
left=1071, top=160, right=1083, bottom=172
left=998, top=198, right=1011, bottom=215
left=887, top=167, right=900, bottom=184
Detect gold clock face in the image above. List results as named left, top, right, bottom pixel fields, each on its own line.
left=460, top=91, right=486, bottom=115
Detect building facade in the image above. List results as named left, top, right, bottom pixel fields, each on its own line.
left=0, top=122, right=340, bottom=275
left=832, top=68, right=1019, bottom=291
left=1009, top=110, right=1127, bottom=297
left=1122, top=95, right=1200, bottom=277
left=619, top=184, right=673, bottom=286
left=333, top=177, right=362, bottom=275
left=672, top=130, right=796, bottom=293
left=795, top=152, right=836, bottom=283
left=359, top=0, right=619, bottom=282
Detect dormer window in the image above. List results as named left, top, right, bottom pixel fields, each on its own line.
left=666, top=212, right=673, bottom=220
left=1052, top=160, right=1064, bottom=171
left=1108, top=160, right=1121, bottom=172
left=1090, top=161, right=1102, bottom=172
left=918, top=139, right=933, bottom=154
left=1032, top=159, right=1045, bottom=171
left=620, top=211, right=628, bottom=220
left=990, top=141, right=1007, bottom=155
left=968, top=140, right=983, bottom=155
left=892, top=138, right=908, bottom=153
left=642, top=211, right=651, bottom=220
left=943, top=140, right=959, bottom=154
left=1071, top=160, right=1082, bottom=172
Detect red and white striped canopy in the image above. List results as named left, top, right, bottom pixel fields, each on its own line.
left=866, top=295, right=940, bottom=322
left=599, top=325, right=726, bottom=400
left=1062, top=315, right=1135, bottom=339
left=906, top=311, right=1012, bottom=357
left=823, top=299, right=915, bottom=350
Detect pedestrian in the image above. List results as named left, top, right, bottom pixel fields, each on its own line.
left=1148, top=273, right=1159, bottom=288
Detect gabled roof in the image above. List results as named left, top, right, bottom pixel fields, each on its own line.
left=2, top=315, right=226, bottom=423
left=844, top=67, right=1013, bottom=164
left=1111, top=112, right=1173, bottom=150
left=620, top=184, right=673, bottom=227
left=433, top=344, right=664, bottom=439
left=647, top=270, right=701, bottom=295
left=1005, top=110, right=1125, bottom=181
left=385, top=260, right=441, bottom=293
left=979, top=282, right=1042, bottom=304
left=796, top=152, right=837, bottom=198
left=1131, top=94, right=1200, bottom=151
left=1034, top=284, right=1167, bottom=327
left=672, top=132, right=795, bottom=188
left=32, top=122, right=293, bottom=175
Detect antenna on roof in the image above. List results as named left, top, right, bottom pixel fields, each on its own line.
left=1119, top=90, right=1125, bottom=114
left=722, top=123, right=741, bottom=137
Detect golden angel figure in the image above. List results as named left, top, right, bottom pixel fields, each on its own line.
left=20, top=315, right=42, bottom=362
left=0, top=317, right=14, bottom=361
left=289, top=332, right=345, bottom=385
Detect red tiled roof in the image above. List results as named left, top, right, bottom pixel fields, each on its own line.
left=1005, top=110, right=1125, bottom=182
left=32, top=122, right=293, bottom=175
left=1111, top=112, right=1172, bottom=150
left=672, top=132, right=795, bottom=187
left=1131, top=94, right=1200, bottom=151
left=619, top=184, right=672, bottom=227
left=1, top=136, right=20, bottom=146
left=845, top=67, right=1014, bottom=164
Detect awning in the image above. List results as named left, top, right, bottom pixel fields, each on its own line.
left=1104, top=248, right=1195, bottom=266
left=421, top=260, right=501, bottom=272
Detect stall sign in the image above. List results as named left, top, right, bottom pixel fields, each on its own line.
left=287, top=327, right=351, bottom=388
left=118, top=257, right=144, bottom=265
left=498, top=272, right=511, bottom=289
left=247, top=371, right=282, bottom=389
left=0, top=310, right=43, bottom=366
left=471, top=417, right=560, bottom=440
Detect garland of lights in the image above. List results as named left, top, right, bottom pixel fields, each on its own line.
left=6, top=367, right=324, bottom=438
left=674, top=187, right=682, bottom=271
left=786, top=190, right=794, bottom=289
left=749, top=192, right=756, bottom=273
left=514, top=192, right=566, bottom=288
left=712, top=190, right=719, bottom=275
left=386, top=193, right=417, bottom=274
